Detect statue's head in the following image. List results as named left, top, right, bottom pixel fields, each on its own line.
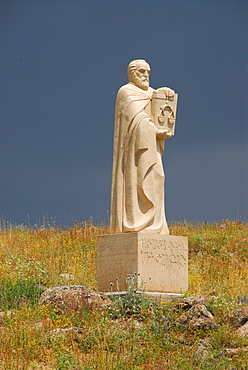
left=127, top=59, right=151, bottom=91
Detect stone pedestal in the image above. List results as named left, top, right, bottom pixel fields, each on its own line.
left=97, top=233, right=188, bottom=293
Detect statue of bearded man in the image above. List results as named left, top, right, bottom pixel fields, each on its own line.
left=110, top=59, right=175, bottom=235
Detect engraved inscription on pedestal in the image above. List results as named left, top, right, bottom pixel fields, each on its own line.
left=138, top=235, right=188, bottom=292
left=139, top=237, right=187, bottom=266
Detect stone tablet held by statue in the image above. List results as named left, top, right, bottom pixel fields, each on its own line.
left=151, top=90, right=178, bottom=136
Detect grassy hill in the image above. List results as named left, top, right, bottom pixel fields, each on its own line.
left=0, top=220, right=247, bottom=369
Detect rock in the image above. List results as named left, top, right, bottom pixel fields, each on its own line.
left=38, top=285, right=112, bottom=312
left=220, top=348, right=248, bottom=357
left=60, top=273, right=75, bottom=284
left=177, top=303, right=218, bottom=330
left=49, top=326, right=87, bottom=340
left=177, top=332, right=194, bottom=344
left=27, top=365, right=55, bottom=370
left=117, top=318, right=144, bottom=331
left=0, top=310, right=15, bottom=320
left=177, top=303, right=214, bottom=323
left=176, top=296, right=207, bottom=310
left=226, top=305, right=248, bottom=327
left=0, top=327, right=7, bottom=335
left=188, top=317, right=218, bottom=330
left=194, top=337, right=212, bottom=360
left=33, top=318, right=52, bottom=330
left=27, top=364, right=55, bottom=370
left=236, top=321, right=248, bottom=337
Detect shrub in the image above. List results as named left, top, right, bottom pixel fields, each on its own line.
left=0, top=279, right=45, bottom=310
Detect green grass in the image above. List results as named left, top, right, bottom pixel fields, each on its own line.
left=0, top=220, right=247, bottom=369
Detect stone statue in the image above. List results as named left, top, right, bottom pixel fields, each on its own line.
left=98, top=67, right=186, bottom=293
left=110, top=59, right=177, bottom=235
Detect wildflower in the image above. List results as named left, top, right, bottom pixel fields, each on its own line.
left=115, top=277, right=119, bottom=291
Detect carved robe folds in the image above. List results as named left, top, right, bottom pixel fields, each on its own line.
left=110, top=83, right=169, bottom=235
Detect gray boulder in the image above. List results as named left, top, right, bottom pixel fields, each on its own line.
left=176, top=296, right=207, bottom=310
left=49, top=326, right=87, bottom=340
left=220, top=347, right=248, bottom=356
left=38, top=285, right=111, bottom=312
left=177, top=303, right=218, bottom=330
left=226, top=305, right=248, bottom=327
left=236, top=321, right=248, bottom=337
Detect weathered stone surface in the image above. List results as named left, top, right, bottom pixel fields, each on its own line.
left=49, top=326, right=86, bottom=340
left=176, top=296, right=207, bottom=310
left=27, top=364, right=55, bottom=370
left=177, top=303, right=218, bottom=330
left=226, top=305, right=248, bottom=327
left=220, top=348, right=248, bottom=356
left=116, top=318, right=144, bottom=331
left=33, top=318, right=52, bottom=330
left=194, top=337, right=212, bottom=360
left=38, top=285, right=112, bottom=312
left=60, top=273, right=75, bottom=284
left=0, top=310, right=15, bottom=319
left=177, top=332, right=193, bottom=344
left=236, top=321, right=248, bottom=337
left=97, top=233, right=188, bottom=293
left=188, top=317, right=218, bottom=330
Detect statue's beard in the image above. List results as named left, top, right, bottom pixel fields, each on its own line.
left=132, top=77, right=149, bottom=91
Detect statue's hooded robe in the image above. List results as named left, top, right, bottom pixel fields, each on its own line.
left=110, top=83, right=169, bottom=235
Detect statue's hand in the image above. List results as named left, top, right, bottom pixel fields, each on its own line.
left=156, top=129, right=172, bottom=140
left=157, top=87, right=175, bottom=100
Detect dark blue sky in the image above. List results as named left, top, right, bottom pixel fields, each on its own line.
left=1, top=0, right=247, bottom=226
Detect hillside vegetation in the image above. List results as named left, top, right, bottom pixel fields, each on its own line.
left=0, top=220, right=247, bottom=369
